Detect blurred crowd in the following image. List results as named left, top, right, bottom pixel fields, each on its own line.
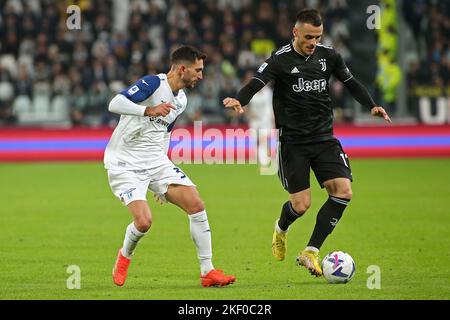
left=403, top=0, right=450, bottom=89
left=0, top=0, right=353, bottom=127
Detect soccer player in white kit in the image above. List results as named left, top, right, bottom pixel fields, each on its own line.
left=104, top=46, right=235, bottom=287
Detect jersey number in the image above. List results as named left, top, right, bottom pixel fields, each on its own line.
left=173, top=167, right=186, bottom=179
left=340, top=153, right=349, bottom=168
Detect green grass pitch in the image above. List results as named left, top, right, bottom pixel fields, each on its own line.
left=0, top=159, right=449, bottom=300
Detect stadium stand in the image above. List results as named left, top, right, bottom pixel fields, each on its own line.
left=0, top=0, right=448, bottom=125
left=0, top=0, right=362, bottom=127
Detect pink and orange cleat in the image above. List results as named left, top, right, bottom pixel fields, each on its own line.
left=112, top=248, right=131, bottom=286
left=201, top=269, right=236, bottom=287
left=112, top=249, right=235, bottom=288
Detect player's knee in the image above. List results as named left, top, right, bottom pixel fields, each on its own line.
left=291, top=200, right=310, bottom=215
left=187, top=198, right=205, bottom=214
left=135, top=215, right=152, bottom=233
left=338, top=188, right=353, bottom=200
left=345, top=189, right=353, bottom=200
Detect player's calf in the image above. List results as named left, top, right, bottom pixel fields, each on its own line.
left=307, top=196, right=350, bottom=250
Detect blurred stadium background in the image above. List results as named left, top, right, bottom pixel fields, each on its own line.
left=0, top=0, right=449, bottom=160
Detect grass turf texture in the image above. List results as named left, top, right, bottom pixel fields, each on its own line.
left=0, top=159, right=449, bottom=300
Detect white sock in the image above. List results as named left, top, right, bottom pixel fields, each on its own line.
left=122, top=222, right=147, bottom=259
left=275, top=219, right=288, bottom=234
left=305, top=246, right=319, bottom=253
left=188, top=210, right=214, bottom=276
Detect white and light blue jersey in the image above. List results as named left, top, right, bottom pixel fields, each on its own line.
left=104, top=73, right=187, bottom=170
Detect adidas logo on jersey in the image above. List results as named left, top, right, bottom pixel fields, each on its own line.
left=291, top=67, right=300, bottom=74
left=292, top=78, right=327, bottom=93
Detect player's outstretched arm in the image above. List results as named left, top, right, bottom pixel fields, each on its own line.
left=343, top=77, right=392, bottom=123
left=109, top=94, right=147, bottom=116
left=223, top=77, right=266, bottom=114
left=109, top=94, right=175, bottom=117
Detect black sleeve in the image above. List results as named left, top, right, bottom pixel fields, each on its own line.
left=344, top=76, right=377, bottom=110
left=253, top=55, right=279, bottom=84
left=236, top=77, right=266, bottom=106
left=331, top=50, right=376, bottom=109
left=236, top=55, right=279, bottom=106
left=332, top=51, right=354, bottom=82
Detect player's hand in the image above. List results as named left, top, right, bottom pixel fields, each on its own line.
left=145, top=103, right=176, bottom=117
left=153, top=193, right=163, bottom=205
left=223, top=97, right=244, bottom=114
left=371, top=106, right=392, bottom=123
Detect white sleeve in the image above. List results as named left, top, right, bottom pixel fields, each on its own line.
left=163, top=132, right=171, bottom=155
left=108, top=94, right=146, bottom=116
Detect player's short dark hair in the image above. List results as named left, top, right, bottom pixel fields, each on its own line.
left=171, top=45, right=206, bottom=65
left=296, top=9, right=322, bottom=27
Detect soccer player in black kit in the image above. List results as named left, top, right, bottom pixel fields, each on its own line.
left=223, top=9, right=391, bottom=277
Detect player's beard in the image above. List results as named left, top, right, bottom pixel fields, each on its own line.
left=182, top=75, right=197, bottom=89
left=187, top=80, right=198, bottom=89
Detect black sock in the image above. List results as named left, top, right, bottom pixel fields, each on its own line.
left=307, top=196, right=350, bottom=249
left=278, top=201, right=303, bottom=231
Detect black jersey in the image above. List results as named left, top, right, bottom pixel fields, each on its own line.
left=254, top=42, right=354, bottom=144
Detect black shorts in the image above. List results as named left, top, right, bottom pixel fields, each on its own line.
left=278, top=138, right=353, bottom=194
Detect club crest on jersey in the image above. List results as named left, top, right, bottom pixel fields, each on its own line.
left=319, top=58, right=327, bottom=72
left=292, top=78, right=327, bottom=93
left=121, top=188, right=136, bottom=201
left=127, top=85, right=139, bottom=95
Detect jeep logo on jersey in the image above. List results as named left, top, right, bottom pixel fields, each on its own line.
left=292, top=78, right=327, bottom=93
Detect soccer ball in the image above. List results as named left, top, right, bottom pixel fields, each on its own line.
left=321, top=251, right=356, bottom=284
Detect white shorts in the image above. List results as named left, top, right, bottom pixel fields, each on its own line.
left=107, top=160, right=195, bottom=206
